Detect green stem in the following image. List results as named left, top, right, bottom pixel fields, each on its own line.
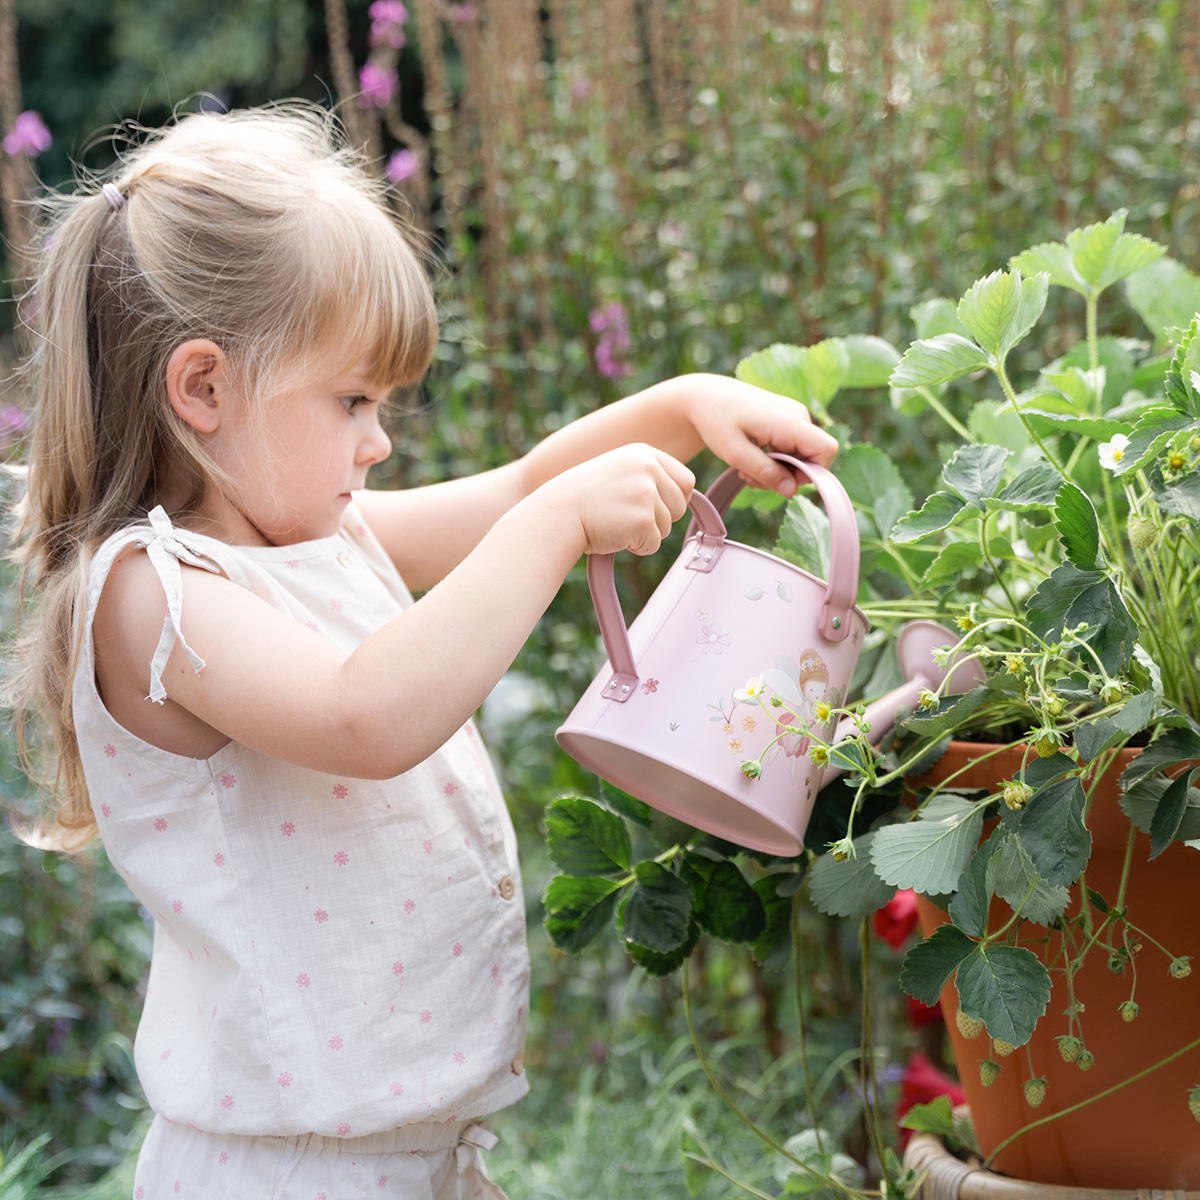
left=857, top=918, right=890, bottom=1180
left=919, top=385, right=974, bottom=440
left=791, top=891, right=825, bottom=1155
left=982, top=1033, right=1200, bottom=1169
left=994, top=359, right=1068, bottom=479
left=980, top=509, right=1020, bottom=613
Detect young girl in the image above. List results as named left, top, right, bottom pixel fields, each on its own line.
left=10, top=105, right=836, bottom=1198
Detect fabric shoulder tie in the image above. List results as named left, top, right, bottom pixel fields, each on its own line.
left=140, top=505, right=223, bottom=704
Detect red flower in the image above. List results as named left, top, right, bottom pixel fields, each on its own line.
left=873, top=888, right=919, bottom=949
left=906, top=994, right=944, bottom=1028
left=895, top=1052, right=965, bottom=1143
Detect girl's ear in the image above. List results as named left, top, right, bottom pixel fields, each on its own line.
left=165, top=339, right=231, bottom=434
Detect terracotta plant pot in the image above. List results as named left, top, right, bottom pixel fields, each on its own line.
left=903, top=1119, right=1200, bottom=1199
left=910, top=742, right=1200, bottom=1190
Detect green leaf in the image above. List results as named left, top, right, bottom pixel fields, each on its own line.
left=1120, top=776, right=1200, bottom=842
left=942, top=444, right=1010, bottom=505
left=1115, top=408, right=1198, bottom=477
left=681, top=1127, right=714, bottom=1196
left=543, top=875, right=623, bottom=953
left=835, top=444, right=913, bottom=540
left=751, top=875, right=794, bottom=969
left=1125, top=256, right=1200, bottom=347
left=1119, top=727, right=1200, bottom=790
left=1054, top=482, right=1102, bottom=571
left=954, top=943, right=1052, bottom=1047
left=1011, top=241, right=1085, bottom=294
left=777, top=493, right=830, bottom=578
left=948, top=839, right=995, bottom=939
left=1026, top=562, right=1138, bottom=674
left=1166, top=320, right=1200, bottom=418
left=1040, top=365, right=1103, bottom=409
left=544, top=796, right=632, bottom=876
left=899, top=923, right=976, bottom=1005
left=890, top=333, right=989, bottom=388
left=841, top=334, right=902, bottom=388
left=900, top=685, right=990, bottom=739
left=890, top=491, right=973, bottom=543
left=1024, top=410, right=1131, bottom=442
left=735, top=343, right=813, bottom=407
left=910, top=297, right=970, bottom=340
left=628, top=916, right=701, bottom=976
left=986, top=829, right=1071, bottom=926
left=618, top=861, right=693, bottom=952
left=683, top=857, right=766, bottom=943
left=986, top=462, right=1061, bottom=513
left=1069, top=210, right=1165, bottom=293
left=809, top=830, right=896, bottom=917
left=1016, top=776, right=1091, bottom=887
left=956, top=269, right=1020, bottom=357
left=598, top=781, right=653, bottom=827
left=899, top=1095, right=956, bottom=1135
left=871, top=795, right=985, bottom=894
left=1151, top=462, right=1200, bottom=521
left=921, top=540, right=983, bottom=588
left=1150, top=767, right=1200, bottom=859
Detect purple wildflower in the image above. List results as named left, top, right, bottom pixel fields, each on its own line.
left=3, top=111, right=51, bottom=158
left=386, top=148, right=418, bottom=184
left=570, top=77, right=592, bottom=100
left=357, top=62, right=398, bottom=109
left=447, top=4, right=477, bottom=21
left=0, top=406, right=28, bottom=453
left=589, top=302, right=633, bottom=379
left=369, top=1, right=408, bottom=49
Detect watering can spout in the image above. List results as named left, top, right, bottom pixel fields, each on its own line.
left=820, top=620, right=987, bottom=787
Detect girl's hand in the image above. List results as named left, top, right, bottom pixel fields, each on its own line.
left=540, top=443, right=695, bottom=558
left=680, top=375, right=839, bottom=497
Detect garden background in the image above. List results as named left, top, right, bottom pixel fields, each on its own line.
left=1, top=0, right=1198, bottom=1193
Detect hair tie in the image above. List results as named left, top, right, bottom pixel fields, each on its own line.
left=101, top=183, right=126, bottom=211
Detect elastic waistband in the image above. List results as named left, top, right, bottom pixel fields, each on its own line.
left=283, top=1119, right=491, bottom=1156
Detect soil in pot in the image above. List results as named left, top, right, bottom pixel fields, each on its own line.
left=910, top=742, right=1200, bottom=1190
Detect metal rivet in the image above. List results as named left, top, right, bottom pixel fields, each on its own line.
left=832, top=616, right=842, bottom=630
left=621, top=685, right=630, bottom=693
left=691, top=551, right=700, bottom=560
left=704, top=553, right=712, bottom=562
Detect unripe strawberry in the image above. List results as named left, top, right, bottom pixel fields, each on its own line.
left=1100, top=681, right=1124, bottom=705
left=1170, top=957, right=1193, bottom=979
left=979, top=1058, right=1000, bottom=1088
left=1003, top=781, right=1033, bottom=811
left=1077, top=1048, right=1095, bottom=1072
left=1120, top=1000, right=1140, bottom=1022
left=1024, top=1077, right=1047, bottom=1107
left=1033, top=734, right=1059, bottom=758
left=993, top=1039, right=1016, bottom=1058
left=955, top=1008, right=985, bottom=1039
left=1128, top=514, right=1158, bottom=550
left=1189, top=1085, right=1200, bottom=1123
left=1056, top=1035, right=1082, bottom=1063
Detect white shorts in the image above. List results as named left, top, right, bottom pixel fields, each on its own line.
left=133, top=1113, right=509, bottom=1200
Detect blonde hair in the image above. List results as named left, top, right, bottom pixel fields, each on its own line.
left=7, top=103, right=438, bottom=852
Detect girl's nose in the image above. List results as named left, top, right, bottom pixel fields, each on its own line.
left=358, top=412, right=392, bottom=466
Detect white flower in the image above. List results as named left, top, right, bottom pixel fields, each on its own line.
left=734, top=676, right=766, bottom=703
left=1098, top=433, right=1130, bottom=471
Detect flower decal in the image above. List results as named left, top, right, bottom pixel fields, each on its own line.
left=697, top=625, right=731, bottom=654
left=641, top=678, right=659, bottom=694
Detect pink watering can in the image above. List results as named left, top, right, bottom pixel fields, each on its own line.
left=555, top=454, right=985, bottom=856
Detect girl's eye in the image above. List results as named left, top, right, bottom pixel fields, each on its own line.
left=340, top=394, right=372, bottom=413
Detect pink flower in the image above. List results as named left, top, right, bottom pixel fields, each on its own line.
left=333, top=783, right=348, bottom=799
left=452, top=942, right=463, bottom=956
left=154, top=818, right=168, bottom=832
left=369, top=0, right=408, bottom=47
left=297, top=972, right=311, bottom=988
left=874, top=889, right=919, bottom=950
left=214, top=852, right=225, bottom=867
left=281, top=821, right=296, bottom=837
left=172, top=899, right=183, bottom=915
left=589, top=302, right=633, bottom=379
left=334, top=850, right=349, bottom=866
left=329, top=1035, right=344, bottom=1051
left=386, top=148, right=418, bottom=184
left=221, top=773, right=237, bottom=789
left=422, top=839, right=433, bottom=855
left=3, top=111, right=51, bottom=157
left=419, top=1008, right=431, bottom=1023
left=357, top=62, right=397, bottom=109
left=103, top=744, right=117, bottom=758
left=403, top=898, right=415, bottom=914
left=314, top=909, right=329, bottom=923
left=100, top=803, right=112, bottom=817
left=696, top=625, right=731, bottom=655
left=392, top=961, right=403, bottom=976
left=278, top=1071, right=293, bottom=1087
left=570, top=76, right=591, bottom=99
left=389, top=1081, right=404, bottom=1095
left=641, top=678, right=659, bottom=695
left=336, top=1122, right=351, bottom=1136
left=453, top=1050, right=465, bottom=1065
left=220, top=1094, right=234, bottom=1110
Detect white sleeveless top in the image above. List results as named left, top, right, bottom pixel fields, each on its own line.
left=72, top=504, right=531, bottom=1139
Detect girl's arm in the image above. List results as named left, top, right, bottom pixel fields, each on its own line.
left=93, top=445, right=694, bottom=779
left=357, top=374, right=838, bottom=591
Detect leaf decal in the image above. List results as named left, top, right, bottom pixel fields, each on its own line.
left=745, top=588, right=765, bottom=601
left=776, top=581, right=793, bottom=602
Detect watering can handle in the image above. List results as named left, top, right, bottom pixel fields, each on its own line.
left=587, top=455, right=859, bottom=703
left=685, top=453, right=859, bottom=643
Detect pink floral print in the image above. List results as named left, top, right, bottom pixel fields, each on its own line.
left=329, top=597, right=343, bottom=612
left=153, top=818, right=168, bottom=832
left=314, top=909, right=329, bottom=923
left=136, top=1189, right=145, bottom=1199
left=103, top=744, right=116, bottom=758
left=641, top=678, right=659, bottom=694
left=452, top=942, right=463, bottom=956
left=219, top=1151, right=228, bottom=1165
left=332, top=783, right=348, bottom=799
left=443, top=781, right=459, bottom=795
left=336, top=1122, right=351, bottom=1136
left=378, top=1176, right=388, bottom=1189
left=334, top=850, right=349, bottom=866
left=278, top=1071, right=293, bottom=1086
left=392, top=961, right=403, bottom=976
left=100, top=803, right=112, bottom=817
left=419, top=1009, right=431, bottom=1023
left=281, top=821, right=296, bottom=837
left=422, top=839, right=433, bottom=854
left=171, top=899, right=183, bottom=914
left=403, top=898, right=415, bottom=914
left=220, top=1094, right=234, bottom=1110
left=389, top=1081, right=404, bottom=1095
left=453, top=1050, right=465, bottom=1065
left=297, top=973, right=311, bottom=988
left=213, top=852, right=225, bottom=867
left=329, top=1035, right=343, bottom=1051
left=221, top=773, right=237, bottom=789
left=285, top=560, right=299, bottom=570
